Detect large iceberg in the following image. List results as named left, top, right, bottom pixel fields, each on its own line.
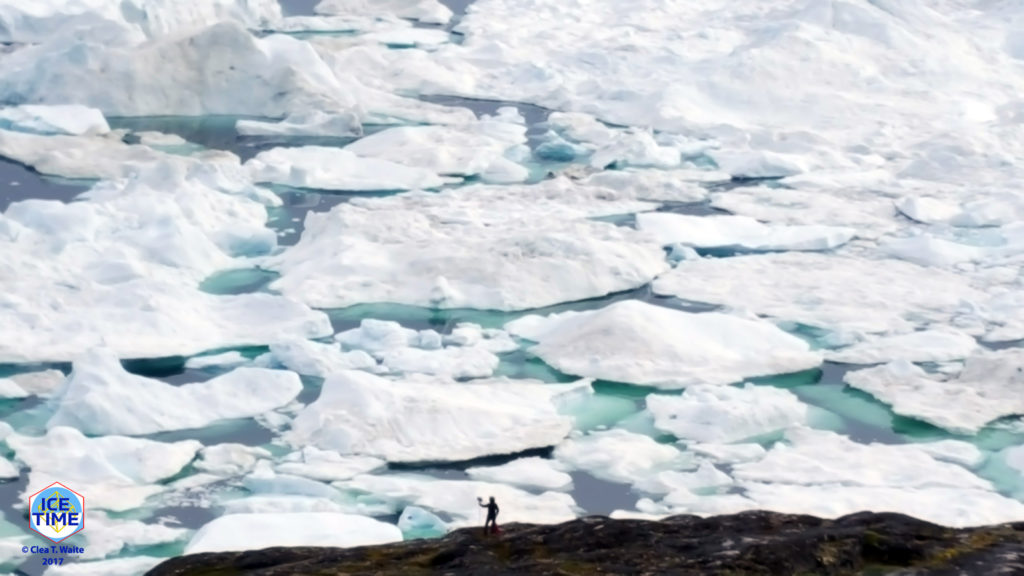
left=7, top=427, right=201, bottom=511
left=651, top=252, right=986, bottom=335
left=0, top=21, right=352, bottom=117
left=0, top=0, right=282, bottom=43
left=266, top=178, right=667, bottom=310
left=185, top=513, right=402, bottom=554
left=505, top=300, right=822, bottom=387
left=0, top=161, right=331, bottom=363
left=47, top=348, right=302, bottom=436
left=286, top=370, right=585, bottom=462
left=843, top=349, right=1024, bottom=434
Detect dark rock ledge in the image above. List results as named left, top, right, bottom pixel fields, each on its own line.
left=147, top=511, right=1024, bottom=575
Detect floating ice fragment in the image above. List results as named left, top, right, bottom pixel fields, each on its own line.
left=47, top=348, right=303, bottom=436
left=185, top=513, right=402, bottom=554
left=506, top=300, right=822, bottom=388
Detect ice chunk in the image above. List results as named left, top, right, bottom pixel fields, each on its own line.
left=398, top=506, right=448, bottom=538
left=636, top=213, right=854, bottom=252
left=236, top=110, right=360, bottom=137
left=915, top=440, right=985, bottom=469
left=265, top=339, right=380, bottom=378
left=634, top=462, right=733, bottom=495
left=184, top=351, right=248, bottom=370
left=243, top=460, right=341, bottom=500
left=287, top=371, right=583, bottom=462
left=47, top=348, right=303, bottom=436
left=45, top=556, right=163, bottom=576
left=246, top=146, right=443, bottom=191
left=0, top=129, right=196, bottom=180
left=315, top=0, right=453, bottom=25
left=708, top=149, right=807, bottom=178
left=896, top=194, right=1024, bottom=228
left=3, top=370, right=64, bottom=397
left=339, top=473, right=578, bottom=527
left=733, top=428, right=992, bottom=490
left=275, top=448, right=385, bottom=482
left=881, top=234, right=987, bottom=267
left=185, top=513, right=402, bottom=553
left=579, top=169, right=720, bottom=202
left=689, top=443, right=767, bottom=464
left=0, top=457, right=17, bottom=480
left=466, top=457, right=573, bottom=491
left=79, top=512, right=188, bottom=560
left=589, top=128, right=682, bottom=169
left=740, top=483, right=1024, bottom=528
left=221, top=496, right=346, bottom=515
left=8, top=427, right=201, bottom=511
left=894, top=196, right=962, bottom=224
left=0, top=105, right=109, bottom=136
left=379, top=346, right=500, bottom=379
left=553, top=429, right=685, bottom=485
left=0, top=282, right=331, bottom=364
left=0, top=378, right=27, bottom=399
left=267, top=179, right=667, bottom=310
left=195, top=444, right=272, bottom=477
left=335, top=319, right=417, bottom=354
left=344, top=122, right=529, bottom=182
left=652, top=252, right=986, bottom=335
left=506, top=300, right=821, bottom=388
left=826, top=329, right=978, bottom=364
left=646, top=384, right=809, bottom=443
left=0, top=22, right=353, bottom=118
left=843, top=350, right=1024, bottom=434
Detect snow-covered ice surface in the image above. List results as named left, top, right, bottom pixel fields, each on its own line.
left=844, top=349, right=1024, bottom=434
left=286, top=370, right=585, bottom=462
left=505, top=300, right=822, bottom=387
left=4, top=0, right=1024, bottom=568
left=185, top=513, right=403, bottom=553
left=265, top=178, right=667, bottom=310
left=48, top=348, right=302, bottom=435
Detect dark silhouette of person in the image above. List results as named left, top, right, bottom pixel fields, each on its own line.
left=478, top=496, right=499, bottom=534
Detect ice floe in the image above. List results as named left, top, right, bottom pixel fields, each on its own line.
left=843, top=349, right=1024, bottom=434
left=274, top=447, right=385, bottom=482
left=652, top=252, right=987, bottom=336
left=0, top=162, right=331, bottom=363
left=260, top=339, right=381, bottom=378
left=0, top=105, right=109, bottom=136
left=826, top=329, right=978, bottom=364
left=185, top=513, right=403, bottom=553
left=343, top=120, right=529, bottom=183
left=286, top=370, right=584, bottom=462
left=636, top=213, right=855, bottom=253
left=245, top=146, right=444, bottom=191
left=0, top=457, right=17, bottom=480
left=266, top=178, right=667, bottom=310
left=646, top=384, right=809, bottom=443
left=578, top=169, right=717, bottom=203
left=0, top=22, right=352, bottom=117
left=398, top=506, right=448, bottom=538
left=236, top=110, right=361, bottom=137
left=184, top=351, right=249, bottom=370
left=466, top=457, right=573, bottom=491
left=7, top=427, right=201, bottom=511
left=0, top=0, right=282, bottom=43
left=0, top=378, right=27, bottom=399
left=195, top=444, right=272, bottom=477
left=553, top=429, right=686, bottom=485
left=0, top=370, right=64, bottom=397
left=47, top=348, right=302, bottom=435
left=315, top=0, right=453, bottom=25
left=506, top=300, right=822, bottom=387
left=895, top=194, right=1024, bottom=228
left=338, top=473, right=579, bottom=527
left=732, top=428, right=991, bottom=490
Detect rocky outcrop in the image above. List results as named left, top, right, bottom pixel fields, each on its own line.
left=147, top=510, right=1024, bottom=575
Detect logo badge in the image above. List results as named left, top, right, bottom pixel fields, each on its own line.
left=28, top=482, right=84, bottom=543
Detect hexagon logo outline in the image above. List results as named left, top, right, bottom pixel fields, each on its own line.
left=28, top=482, right=85, bottom=544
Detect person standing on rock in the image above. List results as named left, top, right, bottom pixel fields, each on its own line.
left=477, top=496, right=500, bottom=534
